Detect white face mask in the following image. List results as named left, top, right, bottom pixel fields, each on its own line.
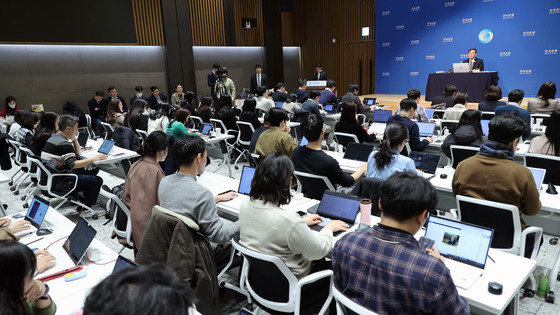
left=8, top=103, right=16, bottom=109
left=136, top=93, right=143, bottom=98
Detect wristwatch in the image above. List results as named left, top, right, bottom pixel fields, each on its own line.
left=38, top=283, right=50, bottom=300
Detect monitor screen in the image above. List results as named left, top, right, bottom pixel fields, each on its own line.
left=316, top=191, right=360, bottom=223
left=112, top=255, right=137, bottom=273
left=409, top=152, right=441, bottom=174
left=343, top=143, right=374, bottom=162
left=63, top=218, right=97, bottom=265
left=299, top=136, right=308, bottom=146
left=238, top=166, right=256, bottom=195
left=364, top=98, right=376, bottom=106
left=199, top=123, right=213, bottom=135
left=425, top=216, right=493, bottom=269
left=25, top=195, right=50, bottom=229
left=324, top=104, right=334, bottom=112
left=275, top=102, right=284, bottom=108
left=425, top=109, right=434, bottom=119
left=416, top=122, right=436, bottom=137
left=98, top=139, right=115, bottom=155
left=528, top=167, right=546, bottom=191
left=481, top=120, right=490, bottom=136
left=373, top=110, right=392, bottom=123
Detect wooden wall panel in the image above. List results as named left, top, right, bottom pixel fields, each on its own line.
left=233, top=0, right=263, bottom=46
left=189, top=0, right=226, bottom=46
left=132, top=0, right=165, bottom=45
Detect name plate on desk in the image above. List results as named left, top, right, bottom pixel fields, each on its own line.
left=307, top=80, right=327, bottom=87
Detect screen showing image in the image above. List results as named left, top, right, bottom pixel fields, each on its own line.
left=238, top=166, right=256, bottom=195
left=299, top=136, right=309, bottom=146
left=425, top=109, right=434, bottom=119
left=528, top=167, right=546, bottom=191
left=324, top=104, right=334, bottom=112
left=26, top=196, right=49, bottom=228
left=481, top=120, right=490, bottom=136
left=317, top=192, right=360, bottom=223
left=416, top=122, right=436, bottom=137
left=275, top=102, right=284, bottom=108
left=364, top=98, right=376, bottom=105
left=409, top=152, right=441, bottom=174
left=373, top=110, right=392, bottom=123
left=98, top=140, right=114, bottom=155
left=199, top=123, right=213, bottom=135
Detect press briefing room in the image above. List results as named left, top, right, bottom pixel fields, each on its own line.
left=1, top=0, right=560, bottom=314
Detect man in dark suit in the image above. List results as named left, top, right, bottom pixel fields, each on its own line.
left=130, top=86, right=148, bottom=105
left=147, top=86, right=168, bottom=110
left=250, top=64, right=268, bottom=95
left=106, top=86, right=128, bottom=112
left=271, top=83, right=288, bottom=103
left=462, top=48, right=484, bottom=71
left=312, top=64, right=327, bottom=80
left=207, top=63, right=220, bottom=95
left=88, top=90, right=107, bottom=133
left=318, top=80, right=339, bottom=111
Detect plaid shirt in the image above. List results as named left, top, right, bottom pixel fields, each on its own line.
left=332, top=224, right=469, bottom=315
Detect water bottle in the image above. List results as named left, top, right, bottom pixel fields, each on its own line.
left=538, top=273, right=549, bottom=298
left=360, top=198, right=372, bottom=225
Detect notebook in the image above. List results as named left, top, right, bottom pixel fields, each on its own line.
left=309, top=191, right=361, bottom=233
left=62, top=218, right=97, bottom=265
left=220, top=166, right=256, bottom=209
left=481, top=119, right=490, bottom=136
left=343, top=143, right=374, bottom=162
left=528, top=167, right=547, bottom=191
left=425, top=216, right=493, bottom=289
left=409, top=152, right=441, bottom=174
left=416, top=122, right=436, bottom=137
left=373, top=110, right=392, bottom=123
left=199, top=122, right=213, bottom=135
left=363, top=98, right=377, bottom=106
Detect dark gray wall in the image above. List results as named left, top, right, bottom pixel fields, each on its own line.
left=0, top=45, right=166, bottom=113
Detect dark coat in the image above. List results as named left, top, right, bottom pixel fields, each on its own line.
left=62, top=102, right=87, bottom=128
left=250, top=73, right=268, bottom=94
left=441, top=124, right=486, bottom=158
left=112, top=126, right=141, bottom=152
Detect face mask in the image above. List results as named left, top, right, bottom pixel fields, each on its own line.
left=8, top=104, right=16, bottom=109
left=136, top=93, right=143, bottom=98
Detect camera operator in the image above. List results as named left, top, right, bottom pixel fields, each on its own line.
left=214, top=67, right=236, bottom=101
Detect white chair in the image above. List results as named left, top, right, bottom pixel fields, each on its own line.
left=6, top=139, right=26, bottom=188
left=232, top=239, right=333, bottom=315
left=100, top=122, right=114, bottom=140
left=524, top=153, right=560, bottom=186
left=332, top=285, right=378, bottom=315
left=234, top=121, right=255, bottom=164
left=210, top=118, right=241, bottom=154
left=100, top=188, right=133, bottom=254
left=136, top=129, right=148, bottom=145
left=480, top=111, right=495, bottom=120
left=294, top=171, right=336, bottom=200
left=333, top=132, right=359, bottom=152
left=449, top=145, right=480, bottom=169
left=190, top=115, right=203, bottom=129
left=18, top=147, right=40, bottom=206
left=84, top=114, right=96, bottom=138
left=357, top=114, right=367, bottom=126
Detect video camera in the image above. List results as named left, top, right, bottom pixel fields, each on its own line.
left=216, top=67, right=228, bottom=79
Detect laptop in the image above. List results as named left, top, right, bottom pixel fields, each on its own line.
left=425, top=109, right=435, bottom=120
left=363, top=98, right=377, bottom=106
left=221, top=166, right=256, bottom=209
left=481, top=119, right=490, bottom=136
left=275, top=102, right=284, bottom=108
left=62, top=218, right=97, bottom=265
left=453, top=62, right=470, bottom=73
left=409, top=152, right=441, bottom=175
left=309, top=191, right=361, bottom=234
left=199, top=122, right=213, bottom=135
left=112, top=255, right=138, bottom=273
left=324, top=104, right=336, bottom=113
left=424, top=216, right=494, bottom=289
left=77, top=132, right=89, bottom=148
left=83, top=139, right=115, bottom=158
left=416, top=122, right=436, bottom=137
left=343, top=143, right=374, bottom=162
left=528, top=167, right=547, bottom=191
left=24, top=195, right=51, bottom=234
left=373, top=110, right=392, bottom=123
left=299, top=136, right=309, bottom=146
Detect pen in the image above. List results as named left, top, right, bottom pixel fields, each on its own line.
left=25, top=237, right=44, bottom=246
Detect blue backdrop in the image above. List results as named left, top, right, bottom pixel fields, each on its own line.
left=375, top=0, right=560, bottom=98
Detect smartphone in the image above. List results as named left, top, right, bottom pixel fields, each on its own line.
left=296, top=211, right=307, bottom=217
left=418, top=236, right=435, bottom=251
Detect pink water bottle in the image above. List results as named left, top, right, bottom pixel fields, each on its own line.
left=360, top=198, right=372, bottom=225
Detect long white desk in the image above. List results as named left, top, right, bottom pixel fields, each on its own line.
left=84, top=139, right=139, bottom=166
left=11, top=209, right=118, bottom=314
left=200, top=134, right=235, bottom=177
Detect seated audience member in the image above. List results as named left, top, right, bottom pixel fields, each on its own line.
left=239, top=98, right=261, bottom=130
left=106, top=86, right=128, bottom=113
left=478, top=85, right=506, bottom=112
left=388, top=98, right=433, bottom=151
left=441, top=109, right=486, bottom=158
left=442, top=92, right=469, bottom=121
left=333, top=172, right=469, bottom=314
left=41, top=115, right=106, bottom=207
left=158, top=135, right=238, bottom=246
left=0, top=223, right=55, bottom=274
left=126, top=99, right=149, bottom=132
left=294, top=78, right=309, bottom=103
left=15, top=110, right=40, bottom=146
left=271, top=82, right=289, bottom=103
left=147, top=86, right=168, bottom=110
left=430, top=84, right=457, bottom=108
left=62, top=101, right=87, bottom=128
left=255, top=108, right=297, bottom=157
left=495, top=89, right=532, bottom=139
left=83, top=265, right=196, bottom=315
left=282, top=93, right=301, bottom=118
left=170, top=84, right=186, bottom=109
left=105, top=100, right=125, bottom=128
left=181, top=91, right=197, bottom=115
left=529, top=109, right=560, bottom=155
left=215, top=95, right=238, bottom=131
left=123, top=131, right=169, bottom=252
left=7, top=109, right=24, bottom=138
left=293, top=114, right=366, bottom=187
left=318, top=80, right=339, bottom=110
left=130, top=85, right=147, bottom=105
left=166, top=109, right=196, bottom=138
left=255, top=86, right=274, bottom=113
left=249, top=112, right=270, bottom=154
left=240, top=152, right=348, bottom=278
left=0, top=240, right=57, bottom=315
left=0, top=96, right=23, bottom=127
left=196, top=96, right=214, bottom=123
left=367, top=123, right=415, bottom=179
left=341, top=84, right=371, bottom=114
left=452, top=114, right=541, bottom=252
left=29, top=112, right=59, bottom=156
left=301, top=90, right=323, bottom=117
left=148, top=103, right=171, bottom=134
left=395, top=89, right=429, bottom=122
left=528, top=81, right=560, bottom=114
left=88, top=91, right=107, bottom=133
left=335, top=102, right=376, bottom=143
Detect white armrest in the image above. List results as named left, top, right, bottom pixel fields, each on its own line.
left=520, top=226, right=543, bottom=260
left=449, top=208, right=459, bottom=221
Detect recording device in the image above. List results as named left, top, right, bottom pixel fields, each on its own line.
left=216, top=67, right=228, bottom=80
left=418, top=236, right=435, bottom=251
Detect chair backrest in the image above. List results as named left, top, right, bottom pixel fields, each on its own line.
left=210, top=118, right=228, bottom=133
left=105, top=190, right=133, bottom=247
left=6, top=139, right=23, bottom=166
left=440, top=120, right=459, bottom=133
left=350, top=177, right=384, bottom=216
left=236, top=121, right=255, bottom=145
left=333, top=286, right=378, bottom=315
left=250, top=153, right=262, bottom=167
left=85, top=114, right=92, bottom=126
left=334, top=132, right=360, bottom=151
left=450, top=145, right=480, bottom=169
left=232, top=239, right=298, bottom=313
left=524, top=153, right=560, bottom=186
left=136, top=129, right=148, bottom=144
left=190, top=116, right=203, bottom=129
left=101, top=122, right=114, bottom=139
left=456, top=195, right=520, bottom=250
left=19, top=147, right=37, bottom=175
left=400, top=142, right=411, bottom=157
left=433, top=109, right=446, bottom=119
left=480, top=111, right=495, bottom=120
left=294, top=170, right=336, bottom=200
left=357, top=114, right=366, bottom=126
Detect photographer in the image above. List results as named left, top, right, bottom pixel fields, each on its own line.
left=214, top=67, right=236, bottom=101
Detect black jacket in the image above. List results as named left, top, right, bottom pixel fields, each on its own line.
left=0, top=134, right=12, bottom=170
left=250, top=73, right=268, bottom=94
left=62, top=102, right=87, bottom=128
left=87, top=98, right=107, bottom=120
left=130, top=94, right=148, bottom=106
left=335, top=120, right=376, bottom=144
left=105, top=96, right=128, bottom=112
left=441, top=124, right=486, bottom=158
left=112, top=126, right=141, bottom=151
left=431, top=95, right=455, bottom=108
left=462, top=58, right=484, bottom=71
left=312, top=70, right=327, bottom=80
left=239, top=111, right=261, bottom=130
left=147, top=93, right=168, bottom=110
left=207, top=71, right=217, bottom=94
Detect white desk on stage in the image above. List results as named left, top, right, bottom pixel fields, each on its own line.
left=12, top=209, right=118, bottom=315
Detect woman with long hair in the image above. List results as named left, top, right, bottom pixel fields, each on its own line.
left=366, top=122, right=415, bottom=179
left=126, top=99, right=149, bottom=131
left=334, top=102, right=376, bottom=143
left=148, top=102, right=171, bottom=134
left=528, top=81, right=559, bottom=114
left=196, top=96, right=214, bottom=123
left=239, top=98, right=261, bottom=130
left=105, top=100, right=125, bottom=127
left=0, top=96, right=23, bottom=127
left=441, top=109, right=486, bottom=158
left=0, top=240, right=56, bottom=315
left=166, top=108, right=196, bottom=138
left=529, top=109, right=560, bottom=156
left=30, top=112, right=59, bottom=156
left=215, top=95, right=238, bottom=131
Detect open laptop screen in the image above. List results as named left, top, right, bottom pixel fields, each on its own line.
left=481, top=120, right=490, bottom=136
left=112, top=255, right=138, bottom=273
left=275, top=102, right=284, bottom=108
left=363, top=98, right=376, bottom=106
left=343, top=143, right=374, bottom=162
left=424, top=109, right=434, bottom=120
left=299, top=136, right=309, bottom=146
left=25, top=195, right=50, bottom=229
left=409, top=152, right=441, bottom=174
left=199, top=123, right=213, bottom=135
left=324, top=104, right=334, bottom=112
left=238, top=166, right=256, bottom=195
left=425, top=216, right=493, bottom=269
left=97, top=139, right=115, bottom=155
left=316, top=191, right=361, bottom=224
left=528, top=167, right=546, bottom=191
left=77, top=132, right=89, bottom=148
left=373, top=110, right=392, bottom=123
left=416, top=122, right=436, bottom=137
left=63, top=218, right=97, bottom=265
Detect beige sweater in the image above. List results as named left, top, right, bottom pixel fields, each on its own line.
left=239, top=199, right=333, bottom=278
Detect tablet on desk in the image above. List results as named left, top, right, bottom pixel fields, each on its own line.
left=25, top=195, right=50, bottom=230
left=275, top=102, right=284, bottom=108
left=299, top=136, right=309, bottom=146
left=62, top=218, right=97, bottom=266
left=416, top=122, right=436, bottom=137
left=481, top=119, right=490, bottom=136
left=324, top=104, right=336, bottom=113
left=343, top=143, right=374, bottom=162
left=527, top=167, right=546, bottom=191
left=77, top=132, right=89, bottom=148
left=309, top=191, right=361, bottom=235
left=112, top=255, right=138, bottom=273
left=238, top=165, right=256, bottom=195
left=425, top=109, right=435, bottom=120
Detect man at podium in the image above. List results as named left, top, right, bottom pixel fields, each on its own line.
left=312, top=64, right=327, bottom=80
left=462, top=48, right=484, bottom=71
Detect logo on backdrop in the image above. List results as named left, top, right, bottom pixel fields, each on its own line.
left=460, top=54, right=468, bottom=59
left=382, top=73, right=390, bottom=77
left=427, top=21, right=436, bottom=27
left=396, top=25, right=405, bottom=30
left=499, top=52, right=511, bottom=57
left=395, top=57, right=404, bottom=61
left=444, top=2, right=455, bottom=7
left=549, top=8, right=560, bottom=14
left=382, top=42, right=390, bottom=47
left=502, top=13, right=514, bottom=19
left=545, top=49, right=558, bottom=55
left=478, top=29, right=494, bottom=44
left=410, top=40, right=420, bottom=45
left=410, top=72, right=419, bottom=76
left=462, top=18, right=472, bottom=24
left=443, top=37, right=453, bottom=43
left=523, top=31, right=536, bottom=37
left=382, top=11, right=390, bottom=16
left=411, top=6, right=420, bottom=12
left=520, top=70, right=532, bottom=75
left=426, top=55, right=435, bottom=60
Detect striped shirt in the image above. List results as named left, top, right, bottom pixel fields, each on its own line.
left=332, top=224, right=469, bottom=315
left=41, top=133, right=77, bottom=170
